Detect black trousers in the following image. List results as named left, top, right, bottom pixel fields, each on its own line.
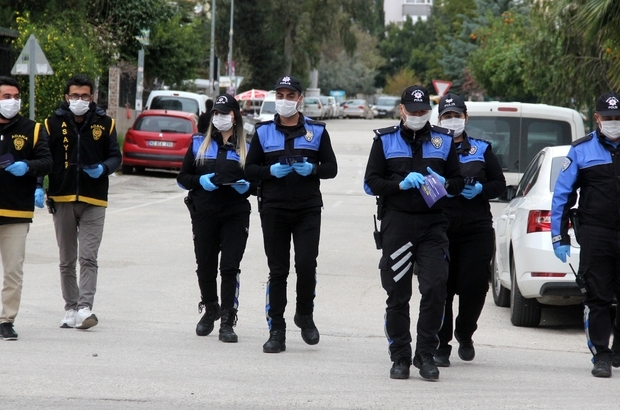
left=437, top=228, right=493, bottom=353
left=379, top=210, right=449, bottom=361
left=578, top=225, right=620, bottom=360
left=260, top=207, right=321, bottom=330
left=190, top=208, right=249, bottom=310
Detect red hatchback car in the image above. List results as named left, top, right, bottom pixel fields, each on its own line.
left=122, top=110, right=198, bottom=174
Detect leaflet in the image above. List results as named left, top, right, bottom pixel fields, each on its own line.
left=419, top=174, right=447, bottom=208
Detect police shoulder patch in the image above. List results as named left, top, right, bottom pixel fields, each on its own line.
left=430, top=124, right=454, bottom=136
left=306, top=118, right=326, bottom=127
left=431, top=136, right=443, bottom=149
left=561, top=156, right=572, bottom=171
left=254, top=120, right=274, bottom=130
left=373, top=125, right=399, bottom=138
left=572, top=132, right=594, bottom=146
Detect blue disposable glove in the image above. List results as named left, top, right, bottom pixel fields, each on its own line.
left=292, top=160, right=314, bottom=176
left=426, top=167, right=445, bottom=185
left=231, top=179, right=250, bottom=194
left=34, top=188, right=44, bottom=208
left=270, top=163, right=293, bottom=178
left=83, top=164, right=104, bottom=179
left=462, top=182, right=483, bottom=199
left=554, top=245, right=570, bottom=263
left=400, top=172, right=425, bottom=190
left=199, top=173, right=218, bottom=191
left=5, top=161, right=28, bottom=176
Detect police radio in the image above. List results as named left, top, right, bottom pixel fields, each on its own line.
left=373, top=215, right=382, bottom=250
left=569, top=263, right=587, bottom=294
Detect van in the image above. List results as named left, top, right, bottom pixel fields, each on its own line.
left=430, top=101, right=585, bottom=195
left=256, top=91, right=277, bottom=122
left=145, top=90, right=211, bottom=116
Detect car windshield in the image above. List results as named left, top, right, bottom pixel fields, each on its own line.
left=349, top=100, right=365, bottom=105
left=134, top=116, right=193, bottom=133
left=376, top=97, right=398, bottom=106
left=319, top=97, right=328, bottom=104
left=261, top=101, right=276, bottom=115
left=150, top=97, right=200, bottom=116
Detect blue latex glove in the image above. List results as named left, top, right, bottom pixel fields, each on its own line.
left=231, top=179, right=250, bottom=194
left=83, top=164, right=104, bottom=179
left=462, top=182, right=483, bottom=199
left=426, top=167, right=445, bottom=185
left=400, top=172, right=425, bottom=190
left=270, top=163, right=293, bottom=178
left=554, top=245, right=570, bottom=263
left=34, top=188, right=44, bottom=208
left=5, top=161, right=28, bottom=176
left=199, top=173, right=218, bottom=191
left=292, top=160, right=313, bottom=176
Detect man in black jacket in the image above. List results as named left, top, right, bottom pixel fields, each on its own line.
left=0, top=76, right=52, bottom=340
left=44, top=74, right=121, bottom=331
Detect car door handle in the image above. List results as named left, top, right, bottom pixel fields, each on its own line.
left=508, top=215, right=515, bottom=220
left=500, top=215, right=508, bottom=220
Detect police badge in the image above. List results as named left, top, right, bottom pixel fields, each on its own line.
left=304, top=129, right=314, bottom=142
left=431, top=136, right=442, bottom=149
left=93, top=128, right=103, bottom=140
left=561, top=157, right=572, bottom=171
left=469, top=146, right=477, bottom=155
left=13, top=136, right=25, bottom=150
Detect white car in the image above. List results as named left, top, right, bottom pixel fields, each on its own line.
left=493, top=145, right=583, bottom=327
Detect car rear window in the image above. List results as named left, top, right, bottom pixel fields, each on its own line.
left=150, top=97, right=200, bottom=116
left=376, top=97, right=399, bottom=106
left=134, top=116, right=194, bottom=133
left=305, top=98, right=320, bottom=105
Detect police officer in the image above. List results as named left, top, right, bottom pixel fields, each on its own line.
left=245, top=76, right=338, bottom=353
left=552, top=91, right=620, bottom=378
left=434, top=94, right=506, bottom=367
left=364, top=85, right=464, bottom=380
left=177, top=94, right=253, bottom=342
left=0, top=76, right=52, bottom=340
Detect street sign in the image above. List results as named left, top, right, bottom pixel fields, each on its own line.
left=11, top=34, right=53, bottom=75
left=432, top=80, right=452, bottom=97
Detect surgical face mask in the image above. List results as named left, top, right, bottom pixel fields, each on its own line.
left=69, top=99, right=90, bottom=116
left=212, top=113, right=233, bottom=131
left=440, top=117, right=466, bottom=136
left=599, top=120, right=620, bottom=140
left=275, top=98, right=299, bottom=117
left=404, top=112, right=431, bottom=131
left=0, top=98, right=20, bottom=119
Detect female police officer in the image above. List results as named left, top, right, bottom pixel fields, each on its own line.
left=434, top=94, right=506, bottom=367
left=177, top=94, right=253, bottom=343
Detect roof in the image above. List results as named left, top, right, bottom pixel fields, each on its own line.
left=0, top=27, right=19, bottom=39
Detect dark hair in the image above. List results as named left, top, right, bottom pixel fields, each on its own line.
left=206, top=98, right=214, bottom=112
left=64, top=74, right=94, bottom=95
left=0, top=76, right=20, bottom=93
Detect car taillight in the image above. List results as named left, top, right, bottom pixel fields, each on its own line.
left=527, top=210, right=551, bottom=233
left=358, top=105, right=364, bottom=109
left=344, top=105, right=349, bottom=109
left=125, top=132, right=135, bottom=144
left=531, top=272, right=567, bottom=277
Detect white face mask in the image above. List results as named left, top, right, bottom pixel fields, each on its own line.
left=600, top=120, right=620, bottom=140
left=0, top=98, right=21, bottom=119
left=69, top=99, right=90, bottom=116
left=404, top=112, right=431, bottom=131
left=212, top=113, right=233, bottom=131
left=440, top=117, right=466, bottom=136
left=275, top=98, right=299, bottom=117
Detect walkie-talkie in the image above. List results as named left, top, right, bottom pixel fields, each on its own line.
left=373, top=215, right=382, bottom=250
left=569, top=263, right=587, bottom=294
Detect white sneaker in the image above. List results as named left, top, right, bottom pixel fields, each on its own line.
left=75, top=307, right=98, bottom=330
left=60, top=309, right=77, bottom=328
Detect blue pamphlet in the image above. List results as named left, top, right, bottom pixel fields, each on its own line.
left=419, top=174, right=447, bottom=208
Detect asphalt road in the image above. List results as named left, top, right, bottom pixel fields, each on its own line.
left=2, top=118, right=616, bottom=409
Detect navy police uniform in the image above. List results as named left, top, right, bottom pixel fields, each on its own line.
left=364, top=121, right=464, bottom=363
left=244, top=114, right=337, bottom=331
left=437, top=132, right=506, bottom=357
left=552, top=129, right=620, bottom=364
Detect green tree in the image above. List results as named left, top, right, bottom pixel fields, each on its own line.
left=384, top=68, right=420, bottom=96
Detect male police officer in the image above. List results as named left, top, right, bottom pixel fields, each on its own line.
left=552, top=91, right=620, bottom=378
left=364, top=85, right=463, bottom=380
left=245, top=76, right=337, bottom=353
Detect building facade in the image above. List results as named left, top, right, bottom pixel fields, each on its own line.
left=384, top=0, right=433, bottom=26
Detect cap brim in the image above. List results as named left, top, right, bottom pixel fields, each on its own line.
left=275, top=85, right=300, bottom=93
left=597, top=109, right=620, bottom=117
left=439, top=107, right=465, bottom=116
left=212, top=105, right=233, bottom=113
left=403, top=102, right=431, bottom=112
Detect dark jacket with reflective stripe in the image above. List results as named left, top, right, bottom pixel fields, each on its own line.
left=45, top=102, right=121, bottom=207
left=244, top=114, right=338, bottom=210
left=0, top=115, right=52, bottom=224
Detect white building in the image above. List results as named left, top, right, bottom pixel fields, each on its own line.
left=384, top=0, right=433, bottom=25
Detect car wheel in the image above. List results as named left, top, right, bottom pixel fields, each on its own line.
left=492, top=253, right=510, bottom=307
left=510, top=254, right=541, bottom=327
left=121, top=165, right=133, bottom=175
left=135, top=167, right=146, bottom=174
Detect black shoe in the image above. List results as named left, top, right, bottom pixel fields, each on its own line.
left=0, top=322, right=18, bottom=341
left=218, top=309, right=238, bottom=343
left=413, top=352, right=440, bottom=381
left=458, top=340, right=475, bottom=361
left=196, top=301, right=221, bottom=337
left=592, top=359, right=612, bottom=378
left=390, top=357, right=411, bottom=379
left=434, top=352, right=451, bottom=367
left=263, top=330, right=286, bottom=353
left=293, top=314, right=320, bottom=345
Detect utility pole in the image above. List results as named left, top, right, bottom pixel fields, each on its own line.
left=227, top=0, right=234, bottom=95
left=209, top=0, right=216, bottom=98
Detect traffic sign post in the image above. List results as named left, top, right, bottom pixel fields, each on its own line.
left=432, top=80, right=452, bottom=98
left=11, top=34, right=54, bottom=120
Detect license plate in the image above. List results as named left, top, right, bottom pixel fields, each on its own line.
left=148, top=141, right=173, bottom=147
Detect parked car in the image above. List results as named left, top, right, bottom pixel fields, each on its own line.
left=342, top=99, right=374, bottom=119
left=493, top=145, right=582, bottom=327
left=122, top=110, right=198, bottom=174
left=374, top=95, right=401, bottom=119
left=145, top=90, right=211, bottom=116
left=256, top=90, right=277, bottom=123
left=303, top=96, right=327, bottom=119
